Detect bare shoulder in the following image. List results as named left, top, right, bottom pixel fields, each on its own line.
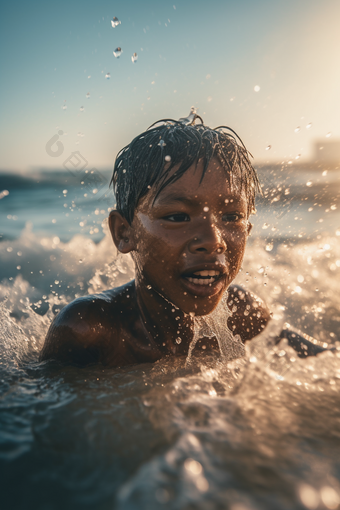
left=227, top=284, right=270, bottom=341
left=39, top=282, right=135, bottom=365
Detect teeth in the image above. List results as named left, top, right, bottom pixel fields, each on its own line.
left=192, top=270, right=220, bottom=277
left=186, top=277, right=216, bottom=285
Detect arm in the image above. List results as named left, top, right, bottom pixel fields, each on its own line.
left=226, top=286, right=335, bottom=356
left=39, top=299, right=101, bottom=365
left=227, top=284, right=271, bottom=342
left=277, top=323, right=335, bottom=357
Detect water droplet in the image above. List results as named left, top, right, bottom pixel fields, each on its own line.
left=176, top=337, right=182, bottom=344
left=331, top=204, right=337, bottom=210
left=105, top=72, right=110, bottom=79
left=295, top=154, right=301, bottom=159
left=80, top=106, right=84, bottom=111
left=306, top=122, right=312, bottom=129
left=203, top=206, right=209, bottom=212
left=111, top=16, right=121, bottom=28
left=164, top=155, right=171, bottom=162
left=122, top=169, right=126, bottom=173
left=131, top=52, right=138, bottom=63
left=262, top=223, right=269, bottom=229
left=306, top=181, right=312, bottom=187
left=265, top=145, right=271, bottom=151
left=254, top=85, right=260, bottom=92
left=297, top=275, right=304, bottom=283
left=196, top=476, right=209, bottom=492
left=158, top=139, right=166, bottom=147
left=326, top=132, right=332, bottom=138
left=320, top=486, right=340, bottom=510
left=86, top=92, right=90, bottom=99
left=299, top=483, right=319, bottom=509
left=113, top=47, right=122, bottom=58
left=184, top=458, right=202, bottom=475
left=147, top=285, right=152, bottom=289
left=266, top=243, right=273, bottom=252
left=0, top=190, right=9, bottom=199
left=295, top=126, right=300, bottom=133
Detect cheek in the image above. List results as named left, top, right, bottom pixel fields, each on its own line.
left=134, top=226, right=178, bottom=267
left=225, top=231, right=248, bottom=266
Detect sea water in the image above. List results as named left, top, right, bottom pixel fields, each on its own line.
left=1, top=165, right=340, bottom=510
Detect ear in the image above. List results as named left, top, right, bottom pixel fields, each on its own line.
left=108, top=211, right=136, bottom=253
left=247, top=221, right=253, bottom=236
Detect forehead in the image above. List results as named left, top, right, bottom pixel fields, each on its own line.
left=139, top=157, right=247, bottom=211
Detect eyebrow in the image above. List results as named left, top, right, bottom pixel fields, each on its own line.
left=154, top=192, right=197, bottom=207
left=155, top=191, right=245, bottom=208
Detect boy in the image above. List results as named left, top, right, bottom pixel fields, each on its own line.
left=40, top=111, right=325, bottom=366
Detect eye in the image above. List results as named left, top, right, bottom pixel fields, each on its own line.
left=222, top=213, right=244, bottom=222
left=163, top=213, right=190, bottom=222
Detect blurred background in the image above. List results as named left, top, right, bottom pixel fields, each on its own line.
left=1, top=0, right=340, bottom=172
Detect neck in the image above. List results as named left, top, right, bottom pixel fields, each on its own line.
left=134, top=276, right=194, bottom=355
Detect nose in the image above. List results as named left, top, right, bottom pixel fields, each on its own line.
left=188, top=221, right=226, bottom=255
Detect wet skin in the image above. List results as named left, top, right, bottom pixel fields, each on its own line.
left=40, top=159, right=270, bottom=366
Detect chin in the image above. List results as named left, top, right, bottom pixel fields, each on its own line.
left=178, top=293, right=225, bottom=317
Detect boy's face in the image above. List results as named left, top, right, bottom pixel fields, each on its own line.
left=130, top=157, right=251, bottom=316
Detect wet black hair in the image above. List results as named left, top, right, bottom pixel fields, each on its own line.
left=111, top=115, right=261, bottom=224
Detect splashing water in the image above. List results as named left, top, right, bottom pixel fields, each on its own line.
left=131, top=52, right=138, bottom=63
left=105, top=72, right=111, bottom=79
left=186, top=293, right=245, bottom=366
left=1, top=168, right=340, bottom=509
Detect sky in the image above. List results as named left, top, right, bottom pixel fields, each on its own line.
left=1, top=0, right=340, bottom=172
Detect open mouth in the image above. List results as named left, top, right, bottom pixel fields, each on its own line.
left=184, top=270, right=221, bottom=286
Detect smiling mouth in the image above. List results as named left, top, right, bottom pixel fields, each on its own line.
left=184, top=270, right=221, bottom=286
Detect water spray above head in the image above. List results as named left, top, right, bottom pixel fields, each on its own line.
left=178, top=107, right=203, bottom=126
